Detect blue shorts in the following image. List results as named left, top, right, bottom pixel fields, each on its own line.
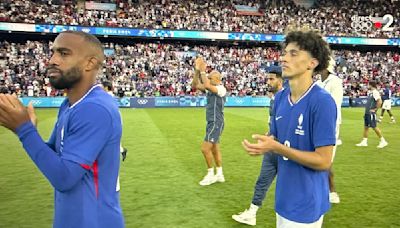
left=204, top=121, right=224, bottom=143
left=364, top=112, right=377, bottom=128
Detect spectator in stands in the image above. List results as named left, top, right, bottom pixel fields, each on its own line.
left=0, top=40, right=398, bottom=98
left=1, top=0, right=398, bottom=38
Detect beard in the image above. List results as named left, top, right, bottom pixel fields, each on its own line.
left=267, top=85, right=277, bottom=93
left=47, top=66, right=82, bottom=90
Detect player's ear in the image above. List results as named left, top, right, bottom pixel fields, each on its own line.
left=309, top=58, right=319, bottom=71
left=85, top=56, right=100, bottom=71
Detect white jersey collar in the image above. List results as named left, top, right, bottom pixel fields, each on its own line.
left=69, top=84, right=101, bottom=109
left=288, top=82, right=317, bottom=106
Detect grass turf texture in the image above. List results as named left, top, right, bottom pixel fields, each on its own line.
left=0, top=107, right=399, bottom=227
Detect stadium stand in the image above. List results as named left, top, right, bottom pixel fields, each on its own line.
left=0, top=40, right=399, bottom=97
left=0, top=0, right=399, bottom=38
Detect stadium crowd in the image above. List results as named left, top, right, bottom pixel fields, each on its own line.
left=0, top=40, right=399, bottom=98
left=0, top=0, right=399, bottom=38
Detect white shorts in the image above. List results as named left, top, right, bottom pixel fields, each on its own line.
left=276, top=213, right=324, bottom=228
left=382, top=100, right=392, bottom=110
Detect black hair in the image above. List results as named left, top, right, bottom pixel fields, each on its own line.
left=268, top=70, right=282, bottom=79
left=102, top=81, right=113, bottom=91
left=283, top=29, right=331, bottom=72
left=61, top=30, right=103, bottom=52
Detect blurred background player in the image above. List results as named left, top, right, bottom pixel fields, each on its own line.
left=379, top=82, right=396, bottom=123
left=192, top=58, right=227, bottom=186
left=102, top=80, right=128, bottom=161
left=356, top=80, right=388, bottom=148
left=232, top=65, right=283, bottom=226
left=316, top=57, right=343, bottom=204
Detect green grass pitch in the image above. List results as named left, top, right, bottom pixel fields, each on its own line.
left=0, top=107, right=399, bottom=227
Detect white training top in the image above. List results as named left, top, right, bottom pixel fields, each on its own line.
left=317, top=73, right=344, bottom=124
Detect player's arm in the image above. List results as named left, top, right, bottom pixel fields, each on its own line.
left=0, top=95, right=106, bottom=192
left=26, top=100, right=58, bottom=150
left=193, top=58, right=206, bottom=92
left=331, top=80, right=344, bottom=109
left=194, top=70, right=206, bottom=92
left=2, top=118, right=87, bottom=192
left=17, top=103, right=112, bottom=192
left=191, top=70, right=199, bottom=88
left=270, top=142, right=333, bottom=170
left=243, top=136, right=333, bottom=170
left=243, top=94, right=336, bottom=171
left=200, top=72, right=227, bottom=96
left=16, top=123, right=87, bottom=191
left=200, top=72, right=216, bottom=93
left=371, top=90, right=382, bottom=112
left=375, top=98, right=382, bottom=112
left=45, top=127, right=57, bottom=150
left=45, top=108, right=68, bottom=151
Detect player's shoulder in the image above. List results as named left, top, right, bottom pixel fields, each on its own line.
left=74, top=87, right=119, bottom=116
left=275, top=88, right=287, bottom=100
left=216, top=84, right=227, bottom=92
left=326, top=74, right=343, bottom=86
left=332, top=77, right=343, bottom=88
left=372, top=89, right=381, bottom=96
left=330, top=74, right=343, bottom=82
left=214, top=84, right=227, bottom=97
left=272, top=89, right=284, bottom=105
left=311, top=84, right=335, bottom=103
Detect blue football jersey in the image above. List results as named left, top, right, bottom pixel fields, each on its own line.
left=382, top=88, right=391, bottom=101
left=270, top=83, right=337, bottom=223
left=52, top=85, right=124, bottom=228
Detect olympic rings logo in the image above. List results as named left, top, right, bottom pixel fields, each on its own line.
left=235, top=99, right=244, bottom=104
left=30, top=100, right=42, bottom=105
left=137, top=99, right=148, bottom=105
left=351, top=15, right=373, bottom=32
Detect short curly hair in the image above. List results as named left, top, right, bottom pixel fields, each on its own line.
left=283, top=27, right=331, bottom=72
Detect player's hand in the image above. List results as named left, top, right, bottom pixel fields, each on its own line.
left=242, top=134, right=278, bottom=156
left=0, top=94, right=32, bottom=132
left=195, top=58, right=207, bottom=72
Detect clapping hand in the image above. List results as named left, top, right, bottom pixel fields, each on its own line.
left=0, top=94, right=37, bottom=132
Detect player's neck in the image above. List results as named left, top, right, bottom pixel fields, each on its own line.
left=273, top=85, right=283, bottom=95
left=67, top=79, right=97, bottom=105
left=321, top=73, right=329, bottom=82
left=289, top=73, right=313, bottom=103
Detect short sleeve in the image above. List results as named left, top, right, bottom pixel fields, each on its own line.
left=312, top=94, right=337, bottom=148
left=216, top=85, right=227, bottom=97
left=373, top=90, right=381, bottom=101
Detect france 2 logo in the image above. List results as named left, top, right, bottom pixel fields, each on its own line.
left=351, top=14, right=395, bottom=32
